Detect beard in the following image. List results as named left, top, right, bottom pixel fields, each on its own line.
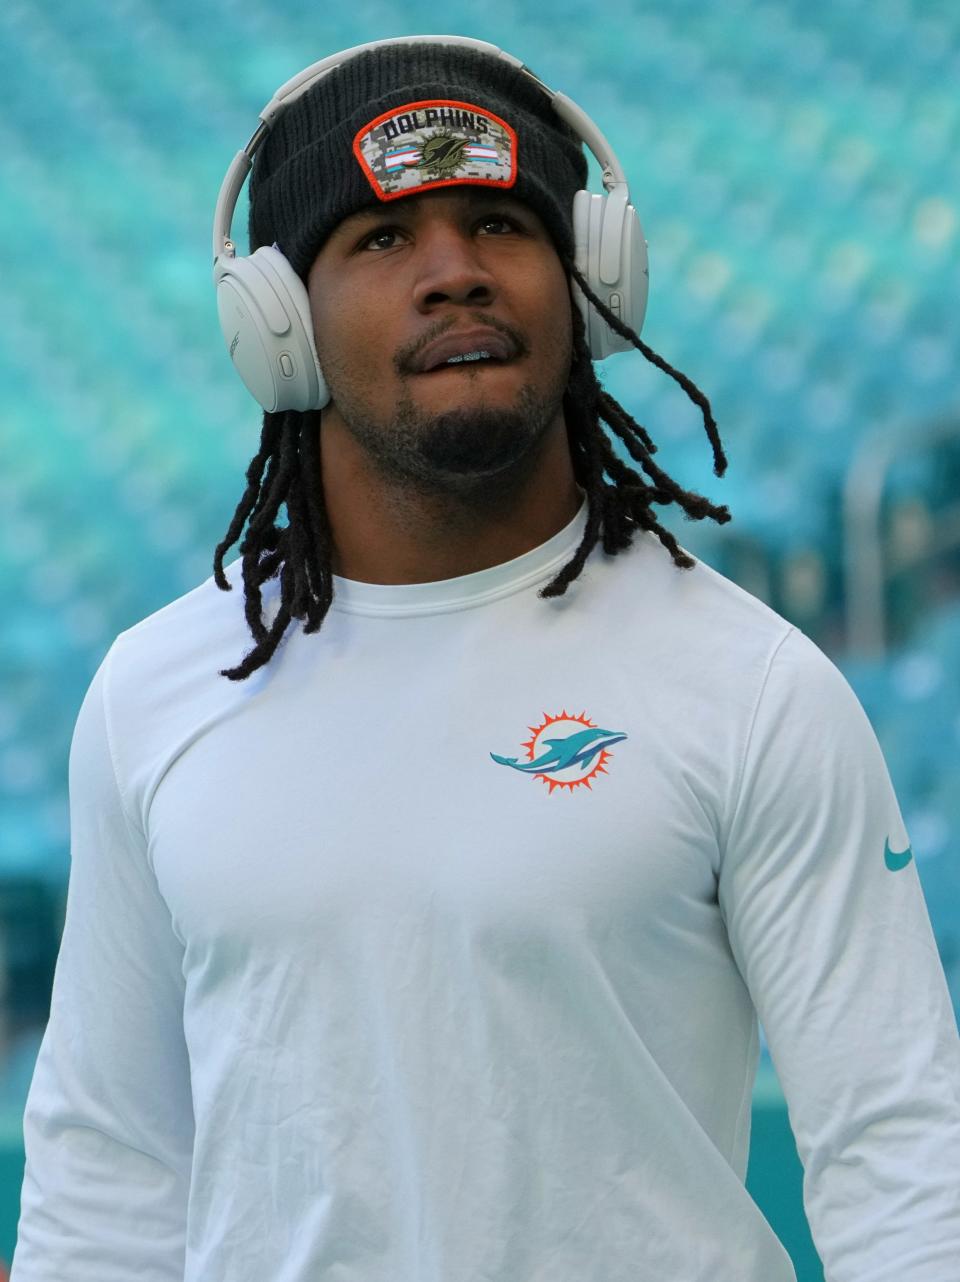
left=320, top=371, right=567, bottom=512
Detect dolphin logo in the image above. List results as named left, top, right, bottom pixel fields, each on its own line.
left=491, top=727, right=627, bottom=775
left=418, top=131, right=470, bottom=175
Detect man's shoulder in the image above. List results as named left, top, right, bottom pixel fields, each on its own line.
left=627, top=538, right=861, bottom=722
left=87, top=556, right=282, bottom=816
left=605, top=530, right=795, bottom=660
left=111, top=555, right=253, bottom=672
left=100, top=555, right=279, bottom=735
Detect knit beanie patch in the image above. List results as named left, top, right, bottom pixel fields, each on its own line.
left=353, top=98, right=517, bottom=200
left=247, top=42, right=588, bottom=281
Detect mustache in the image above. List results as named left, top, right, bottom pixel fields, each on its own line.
left=396, top=312, right=529, bottom=375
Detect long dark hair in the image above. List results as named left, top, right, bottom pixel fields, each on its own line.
left=213, top=255, right=731, bottom=680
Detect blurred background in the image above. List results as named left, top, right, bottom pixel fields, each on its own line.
left=0, top=0, right=957, bottom=1277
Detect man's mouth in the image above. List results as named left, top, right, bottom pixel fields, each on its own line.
left=420, top=349, right=511, bottom=373
left=412, top=328, right=519, bottom=373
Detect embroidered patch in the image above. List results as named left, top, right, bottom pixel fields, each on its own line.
left=353, top=98, right=518, bottom=201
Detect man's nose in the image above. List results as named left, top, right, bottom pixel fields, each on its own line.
left=411, top=224, right=497, bottom=311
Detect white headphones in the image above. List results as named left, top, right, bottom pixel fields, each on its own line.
left=212, top=34, right=649, bottom=413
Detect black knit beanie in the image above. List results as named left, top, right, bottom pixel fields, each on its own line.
left=248, top=42, right=589, bottom=282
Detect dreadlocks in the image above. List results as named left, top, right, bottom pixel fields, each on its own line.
left=212, top=256, right=732, bottom=681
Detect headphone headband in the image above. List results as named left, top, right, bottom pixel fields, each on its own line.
left=212, top=34, right=629, bottom=266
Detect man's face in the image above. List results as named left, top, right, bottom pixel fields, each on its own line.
left=306, top=187, right=574, bottom=497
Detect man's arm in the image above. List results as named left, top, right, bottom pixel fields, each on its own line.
left=10, top=646, right=194, bottom=1281
left=718, top=626, right=960, bottom=1282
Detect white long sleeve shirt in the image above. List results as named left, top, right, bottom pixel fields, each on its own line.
left=11, top=495, right=960, bottom=1281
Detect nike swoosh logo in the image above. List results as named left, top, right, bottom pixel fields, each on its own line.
left=885, top=839, right=913, bottom=871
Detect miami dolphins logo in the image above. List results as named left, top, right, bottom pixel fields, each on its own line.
left=490, top=710, right=627, bottom=794
left=418, top=130, right=470, bottom=177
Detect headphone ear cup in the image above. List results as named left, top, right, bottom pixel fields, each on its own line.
left=571, top=188, right=597, bottom=356
left=215, top=245, right=330, bottom=412
left=570, top=190, right=649, bottom=361
left=619, top=204, right=649, bottom=350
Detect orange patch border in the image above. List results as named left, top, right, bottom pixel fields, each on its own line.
left=352, top=98, right=519, bottom=203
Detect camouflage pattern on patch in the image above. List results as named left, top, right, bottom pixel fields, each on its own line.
left=353, top=99, right=518, bottom=202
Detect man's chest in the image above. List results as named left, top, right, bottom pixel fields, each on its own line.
left=148, top=670, right=726, bottom=973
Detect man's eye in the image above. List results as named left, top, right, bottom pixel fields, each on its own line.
left=479, top=215, right=520, bottom=234
left=360, top=227, right=403, bottom=251
left=357, top=215, right=521, bottom=251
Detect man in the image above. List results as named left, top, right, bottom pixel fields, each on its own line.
left=11, top=39, right=960, bottom=1282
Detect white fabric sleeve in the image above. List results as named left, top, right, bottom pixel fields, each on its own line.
left=718, top=626, right=960, bottom=1282
left=10, top=646, right=194, bottom=1281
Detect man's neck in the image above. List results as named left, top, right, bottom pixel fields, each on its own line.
left=315, top=414, right=583, bottom=586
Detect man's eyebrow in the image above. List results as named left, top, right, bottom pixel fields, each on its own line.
left=337, top=204, right=388, bottom=230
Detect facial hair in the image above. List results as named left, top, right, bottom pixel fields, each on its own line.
left=320, top=367, right=567, bottom=510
